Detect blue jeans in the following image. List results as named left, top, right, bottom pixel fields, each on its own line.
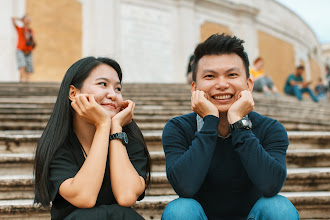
left=161, top=195, right=300, bottom=220
left=285, top=85, right=318, bottom=102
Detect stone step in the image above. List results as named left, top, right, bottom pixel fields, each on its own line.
left=2, top=149, right=330, bottom=176
left=2, top=114, right=329, bottom=133
left=1, top=119, right=329, bottom=132
left=1, top=130, right=329, bottom=153
left=1, top=106, right=330, bottom=120
left=1, top=167, right=329, bottom=201
left=0, top=192, right=329, bottom=219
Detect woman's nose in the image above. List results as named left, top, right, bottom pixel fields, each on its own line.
left=106, top=88, right=116, bottom=100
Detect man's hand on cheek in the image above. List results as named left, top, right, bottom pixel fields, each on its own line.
left=227, top=90, right=254, bottom=124
left=191, top=90, right=219, bottom=118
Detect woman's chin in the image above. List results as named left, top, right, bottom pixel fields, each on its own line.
left=106, top=110, right=119, bottom=118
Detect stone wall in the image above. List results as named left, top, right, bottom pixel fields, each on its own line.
left=26, top=0, right=82, bottom=81
left=1, top=0, right=324, bottom=86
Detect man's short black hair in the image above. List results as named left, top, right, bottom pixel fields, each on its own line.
left=192, top=33, right=250, bottom=82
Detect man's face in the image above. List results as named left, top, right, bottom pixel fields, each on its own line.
left=296, top=68, right=304, bottom=76
left=191, top=54, right=253, bottom=113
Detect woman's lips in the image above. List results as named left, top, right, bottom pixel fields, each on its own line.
left=102, top=103, right=116, bottom=109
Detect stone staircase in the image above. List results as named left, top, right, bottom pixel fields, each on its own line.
left=0, top=82, right=330, bottom=219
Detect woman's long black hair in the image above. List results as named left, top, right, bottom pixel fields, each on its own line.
left=34, top=57, right=151, bottom=206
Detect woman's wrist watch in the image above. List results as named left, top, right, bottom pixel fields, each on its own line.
left=109, top=132, right=128, bottom=146
left=229, top=116, right=252, bottom=132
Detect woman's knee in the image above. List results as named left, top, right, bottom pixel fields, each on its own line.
left=161, top=198, right=207, bottom=220
left=248, top=195, right=300, bottom=220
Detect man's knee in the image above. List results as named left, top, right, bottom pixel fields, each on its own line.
left=248, top=195, right=299, bottom=220
left=161, top=198, right=207, bottom=220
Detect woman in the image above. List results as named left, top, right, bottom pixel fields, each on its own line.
left=34, top=57, right=151, bottom=219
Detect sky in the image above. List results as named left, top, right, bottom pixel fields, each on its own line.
left=276, top=0, right=330, bottom=44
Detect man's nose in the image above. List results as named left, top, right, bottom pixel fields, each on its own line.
left=215, top=78, right=229, bottom=90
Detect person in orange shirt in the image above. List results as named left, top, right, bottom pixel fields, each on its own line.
left=12, top=15, right=36, bottom=82
left=250, top=57, right=279, bottom=96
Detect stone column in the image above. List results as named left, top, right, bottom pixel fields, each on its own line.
left=174, top=0, right=198, bottom=83
left=0, top=0, right=25, bottom=82
left=231, top=3, right=259, bottom=63
left=80, top=0, right=120, bottom=59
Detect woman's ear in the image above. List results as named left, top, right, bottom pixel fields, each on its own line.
left=68, top=85, right=78, bottom=101
left=247, top=78, right=254, bottom=92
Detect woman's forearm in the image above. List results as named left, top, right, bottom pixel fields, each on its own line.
left=109, top=124, right=145, bottom=207
left=59, top=123, right=110, bottom=208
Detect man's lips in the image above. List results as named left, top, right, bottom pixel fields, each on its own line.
left=212, top=94, right=233, bottom=100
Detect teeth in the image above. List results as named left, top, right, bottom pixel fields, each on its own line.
left=214, top=95, right=231, bottom=100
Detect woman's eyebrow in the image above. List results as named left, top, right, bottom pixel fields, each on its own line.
left=95, top=77, right=110, bottom=82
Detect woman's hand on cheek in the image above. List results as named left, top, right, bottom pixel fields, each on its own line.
left=71, top=94, right=110, bottom=128
left=111, top=100, right=135, bottom=128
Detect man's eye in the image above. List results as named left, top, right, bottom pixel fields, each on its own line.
left=205, top=75, right=214, bottom=78
left=229, top=73, right=238, bottom=77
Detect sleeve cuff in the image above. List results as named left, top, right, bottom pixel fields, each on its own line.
left=201, top=115, right=219, bottom=131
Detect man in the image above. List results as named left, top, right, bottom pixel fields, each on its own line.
left=284, top=65, right=318, bottom=102
left=12, top=15, right=36, bottom=82
left=161, top=34, right=299, bottom=219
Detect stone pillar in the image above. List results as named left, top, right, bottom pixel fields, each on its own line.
left=0, top=0, right=25, bottom=82
left=231, top=4, right=259, bottom=63
left=174, top=0, right=198, bottom=83
left=80, top=0, right=120, bottom=59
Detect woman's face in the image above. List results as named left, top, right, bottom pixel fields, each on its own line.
left=76, top=64, right=123, bottom=118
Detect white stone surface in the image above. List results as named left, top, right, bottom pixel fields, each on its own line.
left=0, top=0, right=25, bottom=82
left=0, top=0, right=325, bottom=83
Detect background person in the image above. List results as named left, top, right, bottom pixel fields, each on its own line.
left=161, top=34, right=299, bottom=219
left=314, top=77, right=328, bottom=100
left=34, top=57, right=151, bottom=219
left=250, top=57, right=279, bottom=96
left=186, top=54, right=194, bottom=84
left=12, top=15, right=36, bottom=82
left=284, top=65, right=318, bottom=102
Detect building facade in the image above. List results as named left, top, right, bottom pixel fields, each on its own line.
left=2, top=0, right=325, bottom=91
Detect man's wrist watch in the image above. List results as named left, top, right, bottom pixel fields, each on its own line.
left=109, top=132, right=128, bottom=146
left=229, top=116, right=252, bottom=132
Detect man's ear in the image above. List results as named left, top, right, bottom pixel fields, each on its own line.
left=68, top=85, right=78, bottom=101
left=247, top=78, right=254, bottom=92
left=191, top=81, right=196, bottom=93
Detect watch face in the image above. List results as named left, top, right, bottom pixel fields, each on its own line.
left=242, top=119, right=249, bottom=126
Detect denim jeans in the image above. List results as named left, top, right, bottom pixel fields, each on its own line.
left=161, top=195, right=300, bottom=220
left=285, top=85, right=318, bottom=102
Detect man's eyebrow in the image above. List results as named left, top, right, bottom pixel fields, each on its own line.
left=202, top=67, right=242, bottom=74
left=224, top=67, right=242, bottom=73
left=202, top=69, right=218, bottom=74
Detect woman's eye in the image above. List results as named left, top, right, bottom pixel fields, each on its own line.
left=99, top=82, right=106, bottom=86
left=115, top=87, right=122, bottom=92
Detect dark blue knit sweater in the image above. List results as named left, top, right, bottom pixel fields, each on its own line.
left=162, top=111, right=288, bottom=219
